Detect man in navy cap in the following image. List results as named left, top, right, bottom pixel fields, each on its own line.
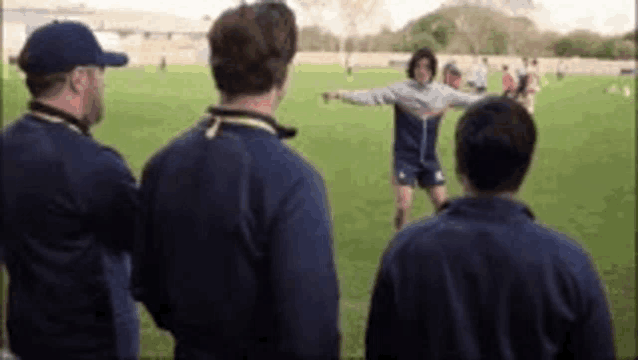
left=365, top=96, right=616, bottom=360
left=0, top=21, right=138, bottom=360
left=132, top=2, right=340, bottom=360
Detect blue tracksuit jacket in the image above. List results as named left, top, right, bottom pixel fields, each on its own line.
left=366, top=196, right=616, bottom=360
left=131, top=107, right=341, bottom=360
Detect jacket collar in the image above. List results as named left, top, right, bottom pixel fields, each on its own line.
left=204, top=106, right=297, bottom=140
left=410, top=78, right=433, bottom=90
left=438, top=196, right=535, bottom=221
left=28, top=101, right=91, bottom=137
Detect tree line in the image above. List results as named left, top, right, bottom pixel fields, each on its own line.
left=297, top=5, right=636, bottom=60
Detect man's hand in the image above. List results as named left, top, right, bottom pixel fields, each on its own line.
left=322, top=91, right=341, bottom=103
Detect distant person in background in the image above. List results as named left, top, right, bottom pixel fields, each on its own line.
left=556, top=59, right=566, bottom=80
left=2, top=20, right=138, bottom=360
left=466, top=56, right=478, bottom=90
left=525, top=59, right=541, bottom=114
left=322, top=47, right=492, bottom=230
left=345, top=58, right=354, bottom=81
left=132, top=3, right=341, bottom=360
left=159, top=56, right=167, bottom=72
left=365, top=96, right=617, bottom=360
left=473, top=57, right=489, bottom=94
left=514, top=57, right=529, bottom=101
left=501, top=64, right=516, bottom=97
left=442, top=61, right=463, bottom=90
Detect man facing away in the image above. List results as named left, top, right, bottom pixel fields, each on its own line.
left=557, top=59, right=566, bottom=80
left=131, top=3, right=340, bottom=360
left=466, top=56, right=478, bottom=90
left=473, top=57, right=489, bottom=94
left=365, top=96, right=616, bottom=360
left=514, top=57, right=530, bottom=101
left=322, top=47, right=491, bottom=231
left=501, top=64, right=517, bottom=98
left=525, top=58, right=541, bottom=115
left=1, top=21, right=139, bottom=360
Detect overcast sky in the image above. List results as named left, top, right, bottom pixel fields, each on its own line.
left=6, top=0, right=636, bottom=36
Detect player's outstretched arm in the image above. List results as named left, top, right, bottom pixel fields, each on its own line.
left=445, top=86, right=495, bottom=109
left=322, top=86, right=398, bottom=106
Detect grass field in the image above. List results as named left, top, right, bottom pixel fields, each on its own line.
left=2, top=64, right=636, bottom=358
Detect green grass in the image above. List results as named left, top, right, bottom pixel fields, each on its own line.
left=2, top=64, right=636, bottom=358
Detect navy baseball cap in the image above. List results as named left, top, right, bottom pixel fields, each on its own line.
left=19, top=20, right=128, bottom=75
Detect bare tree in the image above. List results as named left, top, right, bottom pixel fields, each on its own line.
left=295, top=0, right=333, bottom=50
left=296, top=0, right=384, bottom=66
left=337, top=0, right=385, bottom=71
left=507, top=16, right=537, bottom=55
left=296, top=0, right=333, bottom=26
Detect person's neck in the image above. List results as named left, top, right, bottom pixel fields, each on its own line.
left=35, top=96, right=83, bottom=120
left=219, top=94, right=275, bottom=118
left=464, top=190, right=516, bottom=201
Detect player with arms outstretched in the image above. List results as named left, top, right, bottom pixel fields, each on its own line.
left=323, top=48, right=490, bottom=231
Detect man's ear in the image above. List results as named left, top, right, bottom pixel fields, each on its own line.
left=69, top=68, right=89, bottom=93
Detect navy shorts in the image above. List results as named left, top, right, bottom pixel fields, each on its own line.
left=393, top=155, right=445, bottom=189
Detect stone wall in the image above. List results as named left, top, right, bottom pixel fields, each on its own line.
left=293, top=52, right=636, bottom=76
left=117, top=46, right=635, bottom=75
left=4, top=28, right=635, bottom=76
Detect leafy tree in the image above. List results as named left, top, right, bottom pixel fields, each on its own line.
left=553, top=38, right=573, bottom=57
left=622, top=29, right=636, bottom=42
left=407, top=31, right=441, bottom=52
left=487, top=30, right=508, bottom=55
left=595, top=39, right=618, bottom=59
left=410, top=14, right=457, bottom=48
left=616, top=40, right=636, bottom=59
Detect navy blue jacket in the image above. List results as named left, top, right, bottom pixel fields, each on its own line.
left=366, top=196, right=616, bottom=360
left=394, top=104, right=442, bottom=164
left=1, top=113, right=139, bottom=360
left=131, top=109, right=340, bottom=359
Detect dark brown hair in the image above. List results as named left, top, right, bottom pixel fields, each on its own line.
left=208, top=2, right=297, bottom=98
left=406, top=47, right=437, bottom=80
left=455, top=96, right=537, bottom=193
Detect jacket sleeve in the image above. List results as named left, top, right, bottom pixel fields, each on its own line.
left=340, top=86, right=398, bottom=106
left=444, top=87, right=488, bottom=108
left=566, top=256, right=617, bottom=360
left=130, top=156, right=171, bottom=330
left=269, top=173, right=341, bottom=360
left=87, top=148, right=139, bottom=254
left=365, top=260, right=397, bottom=360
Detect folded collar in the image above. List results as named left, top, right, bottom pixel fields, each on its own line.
left=28, top=101, right=91, bottom=137
left=438, top=196, right=535, bottom=221
left=205, top=106, right=297, bottom=139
